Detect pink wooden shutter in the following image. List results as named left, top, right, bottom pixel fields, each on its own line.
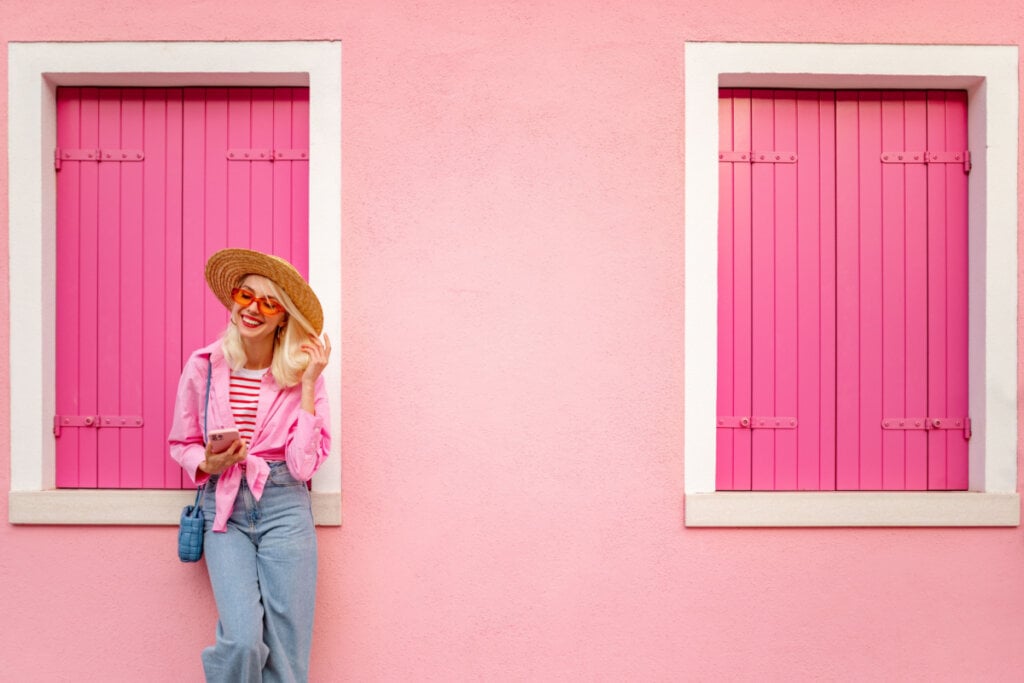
left=716, top=90, right=836, bottom=490
left=835, top=90, right=968, bottom=490
left=55, top=88, right=184, bottom=488
left=56, top=87, right=309, bottom=489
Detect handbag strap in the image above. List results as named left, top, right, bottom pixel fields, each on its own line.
left=203, top=358, right=212, bottom=442
left=196, top=359, right=213, bottom=505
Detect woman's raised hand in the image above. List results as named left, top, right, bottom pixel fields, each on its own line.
left=301, top=333, right=331, bottom=386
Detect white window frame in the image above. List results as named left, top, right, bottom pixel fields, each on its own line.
left=8, top=41, right=342, bottom=525
left=684, top=42, right=1019, bottom=527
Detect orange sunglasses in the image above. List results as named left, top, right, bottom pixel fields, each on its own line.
left=231, top=288, right=285, bottom=316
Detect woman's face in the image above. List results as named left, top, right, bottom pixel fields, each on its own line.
left=231, top=275, right=287, bottom=345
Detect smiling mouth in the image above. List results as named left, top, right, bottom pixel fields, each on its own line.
left=240, top=314, right=264, bottom=329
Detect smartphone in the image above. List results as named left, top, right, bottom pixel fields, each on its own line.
left=207, top=428, right=240, bottom=454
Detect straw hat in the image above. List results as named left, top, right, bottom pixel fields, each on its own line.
left=205, top=248, right=324, bottom=335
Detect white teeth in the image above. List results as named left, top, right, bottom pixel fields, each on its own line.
left=240, top=315, right=263, bottom=328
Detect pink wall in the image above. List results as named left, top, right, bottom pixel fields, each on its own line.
left=3, top=0, right=1024, bottom=680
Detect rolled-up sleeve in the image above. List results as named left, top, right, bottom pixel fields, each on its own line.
left=284, top=377, right=331, bottom=482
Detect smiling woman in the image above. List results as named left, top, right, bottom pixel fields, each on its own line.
left=168, top=248, right=332, bottom=680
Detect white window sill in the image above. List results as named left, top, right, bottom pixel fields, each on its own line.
left=685, top=492, right=1020, bottom=527
left=9, top=490, right=341, bottom=526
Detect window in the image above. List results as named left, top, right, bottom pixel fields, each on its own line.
left=684, top=43, right=1018, bottom=526
left=8, top=41, right=342, bottom=525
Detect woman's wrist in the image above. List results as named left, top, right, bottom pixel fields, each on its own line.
left=300, top=381, right=316, bottom=414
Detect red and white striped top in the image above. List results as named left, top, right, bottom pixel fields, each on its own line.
left=229, top=368, right=266, bottom=444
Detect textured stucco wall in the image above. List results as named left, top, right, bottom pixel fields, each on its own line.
left=2, top=0, right=1024, bottom=680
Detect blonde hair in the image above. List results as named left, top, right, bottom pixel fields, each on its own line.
left=220, top=275, right=317, bottom=388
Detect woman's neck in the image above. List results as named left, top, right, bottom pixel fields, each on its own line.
left=242, top=338, right=274, bottom=370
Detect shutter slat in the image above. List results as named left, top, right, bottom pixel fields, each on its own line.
left=78, top=88, right=102, bottom=487
left=715, top=89, right=737, bottom=489
left=182, top=89, right=211, bottom=365
left=880, top=91, right=907, bottom=489
left=118, top=88, right=145, bottom=488
left=716, top=90, right=754, bottom=489
left=927, top=90, right=970, bottom=489
left=834, top=92, right=859, bottom=489
left=859, top=91, right=885, bottom=490
left=227, top=89, right=252, bottom=252
left=162, top=91, right=186, bottom=488
left=905, top=91, right=932, bottom=489
left=750, top=90, right=778, bottom=489
left=290, top=88, right=311, bottom=274
left=205, top=89, right=231, bottom=344
left=250, top=89, right=275, bottom=254
left=96, top=88, right=124, bottom=487
left=771, top=90, right=799, bottom=489
left=273, top=88, right=294, bottom=257
left=55, top=87, right=83, bottom=487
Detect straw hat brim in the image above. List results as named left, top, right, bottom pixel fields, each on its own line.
left=205, top=248, right=324, bottom=335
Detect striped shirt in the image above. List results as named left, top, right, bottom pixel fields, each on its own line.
left=229, top=367, right=266, bottom=444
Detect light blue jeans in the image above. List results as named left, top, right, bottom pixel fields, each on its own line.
left=201, top=461, right=318, bottom=683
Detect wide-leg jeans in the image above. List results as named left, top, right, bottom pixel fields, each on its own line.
left=201, top=461, right=318, bottom=683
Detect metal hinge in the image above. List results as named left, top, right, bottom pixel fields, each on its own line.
left=717, top=416, right=798, bottom=429
left=54, top=148, right=144, bottom=170
left=54, top=414, right=144, bottom=437
left=719, top=151, right=797, bottom=163
left=226, top=149, right=309, bottom=161
left=881, top=416, right=971, bottom=440
left=880, top=150, right=971, bottom=173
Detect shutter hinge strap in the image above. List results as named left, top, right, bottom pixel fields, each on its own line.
left=54, top=415, right=144, bottom=437
left=719, top=151, right=797, bottom=163
left=881, top=417, right=971, bottom=440
left=880, top=150, right=971, bottom=173
left=54, top=148, right=144, bottom=170
left=717, top=416, right=798, bottom=429
left=226, top=149, right=309, bottom=161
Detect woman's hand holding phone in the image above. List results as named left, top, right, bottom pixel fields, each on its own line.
left=199, top=429, right=247, bottom=476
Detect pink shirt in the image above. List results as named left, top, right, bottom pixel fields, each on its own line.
left=168, top=340, right=331, bottom=532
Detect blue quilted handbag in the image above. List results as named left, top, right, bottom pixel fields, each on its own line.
left=178, top=486, right=206, bottom=562
left=177, top=359, right=212, bottom=563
